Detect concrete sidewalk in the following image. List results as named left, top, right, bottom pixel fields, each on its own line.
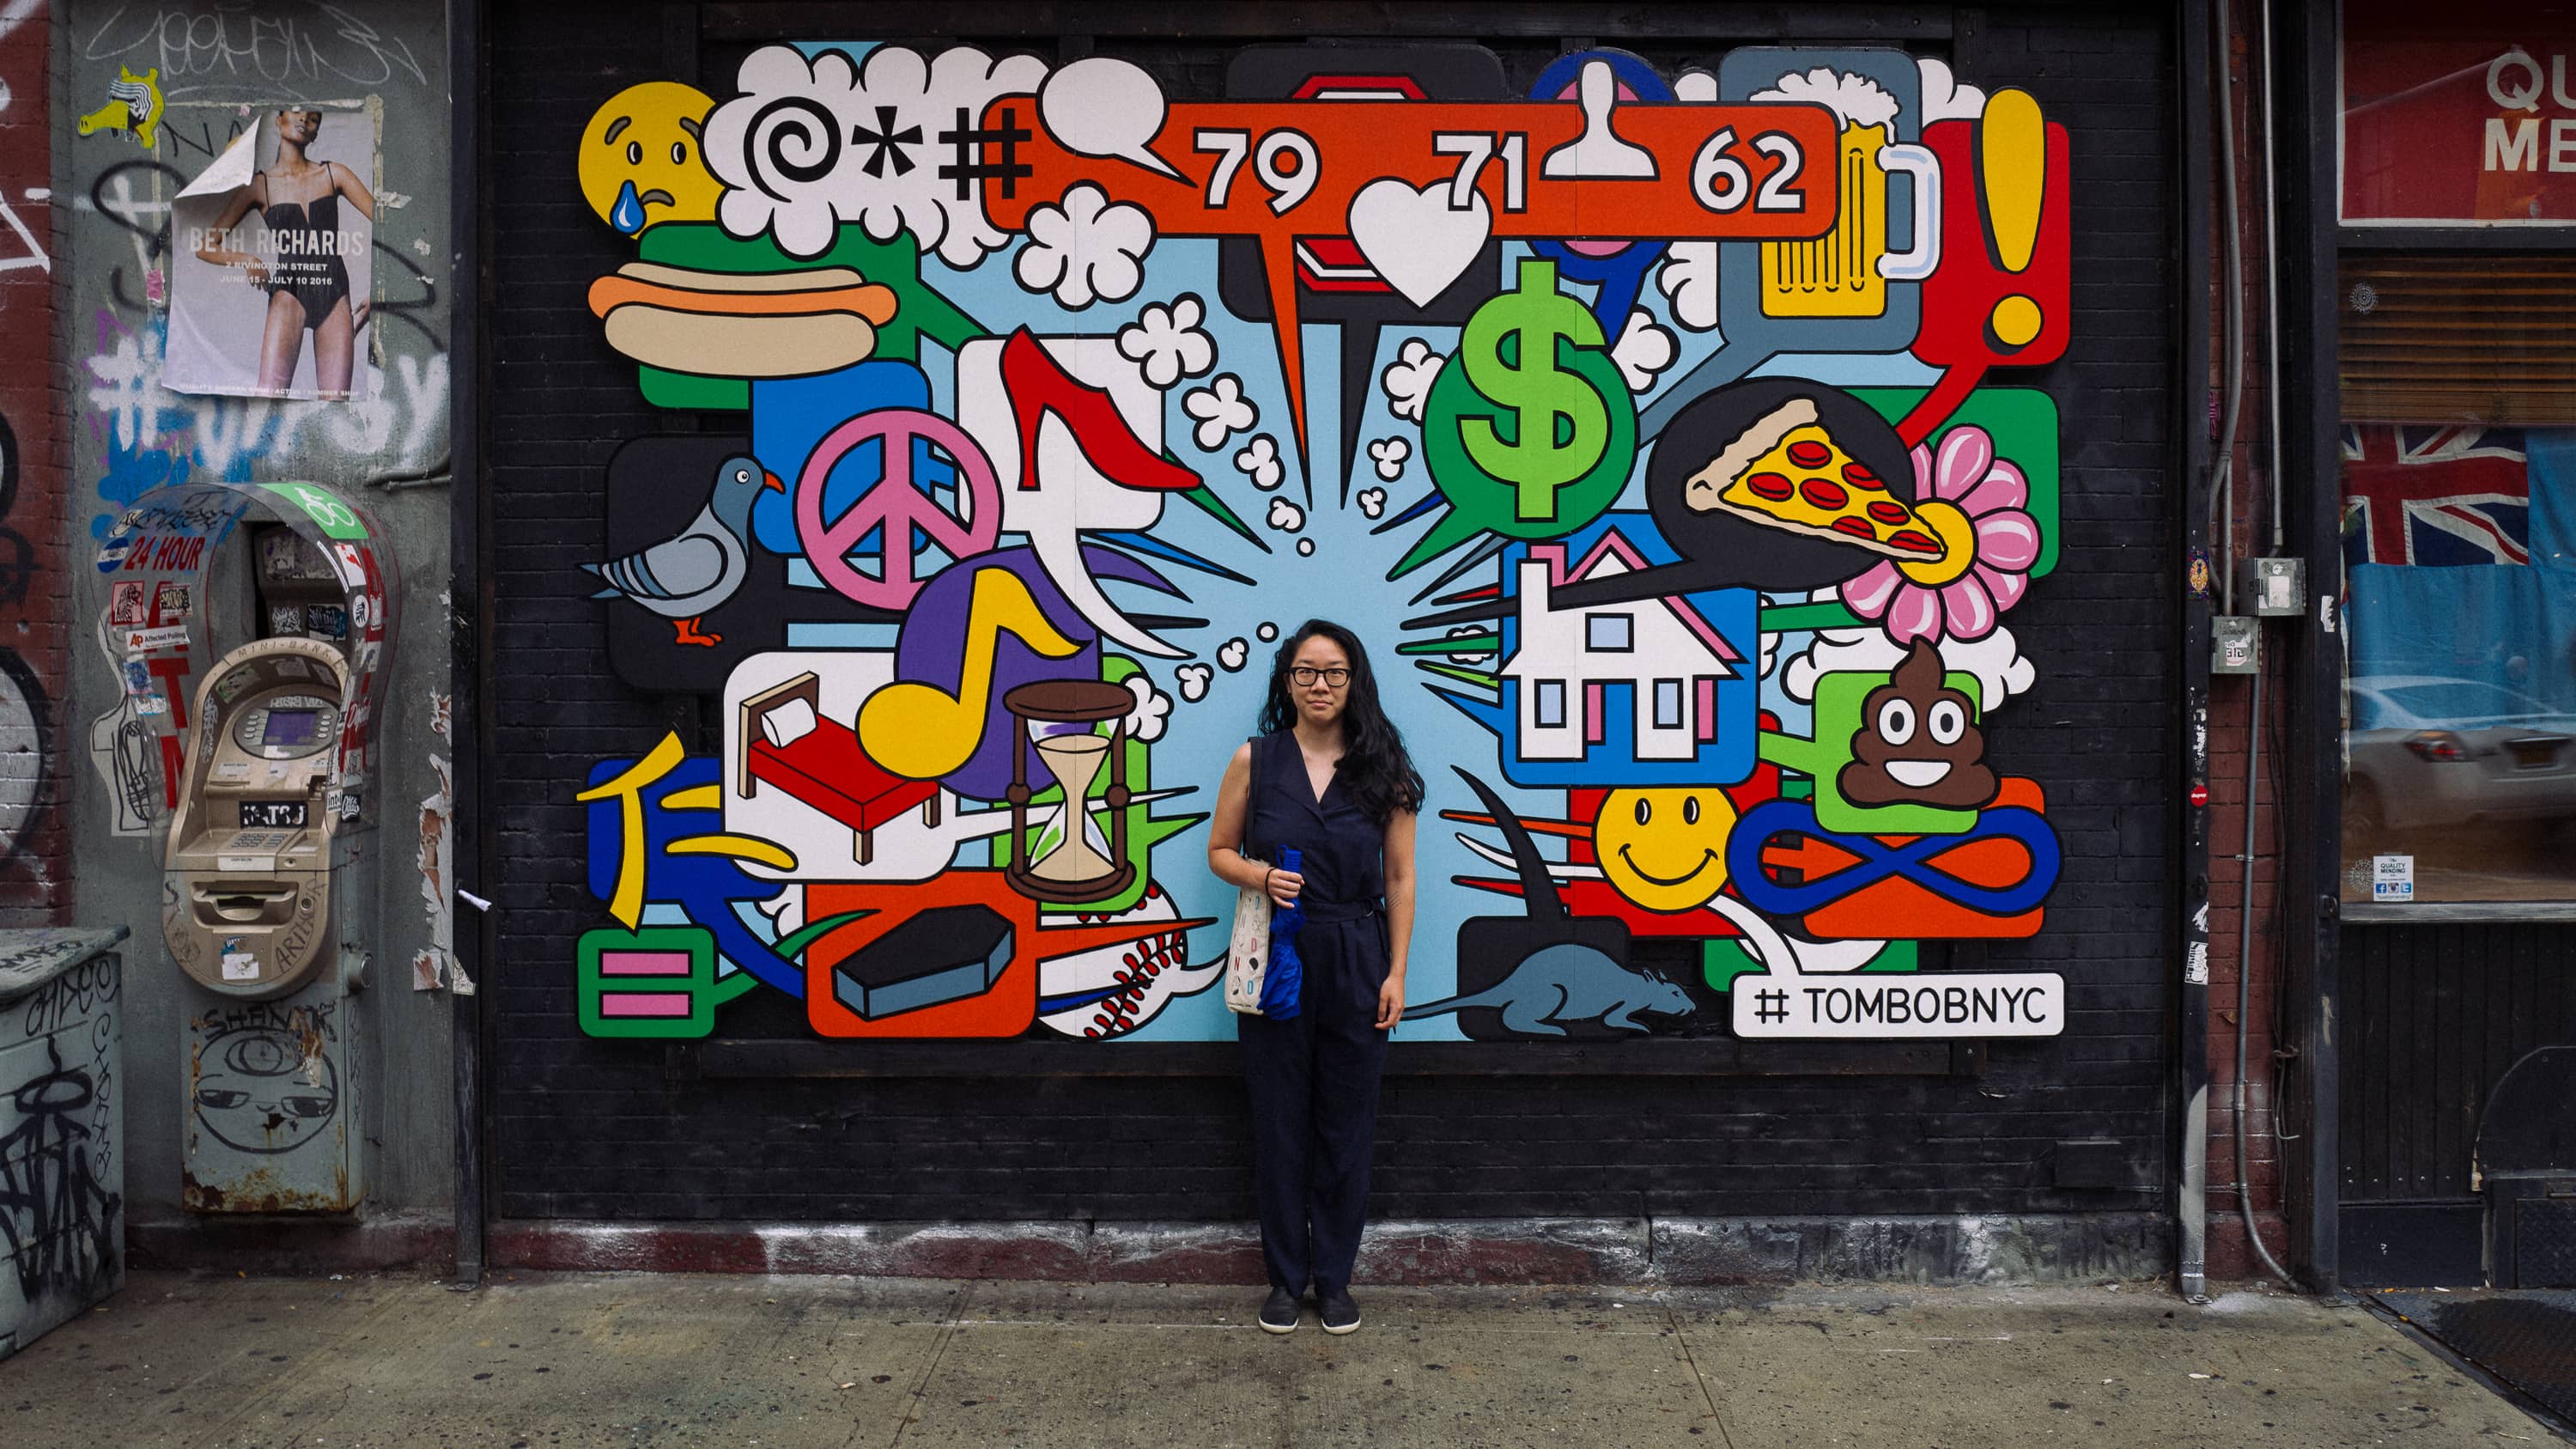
left=0, top=1271, right=2557, bottom=1447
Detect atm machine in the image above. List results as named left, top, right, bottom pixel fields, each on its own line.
left=161, top=636, right=355, bottom=999
left=142, top=506, right=391, bottom=1213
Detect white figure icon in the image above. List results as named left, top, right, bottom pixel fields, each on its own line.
left=1541, top=60, right=1659, bottom=180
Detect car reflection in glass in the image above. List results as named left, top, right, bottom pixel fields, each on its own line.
left=2346, top=675, right=2576, bottom=840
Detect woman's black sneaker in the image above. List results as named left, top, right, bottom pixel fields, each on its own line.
left=1259, top=1287, right=1300, bottom=1334
left=1320, top=1288, right=1360, bottom=1335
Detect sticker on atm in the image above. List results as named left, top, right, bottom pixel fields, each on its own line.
left=122, top=623, right=189, bottom=653
left=220, top=951, right=259, bottom=982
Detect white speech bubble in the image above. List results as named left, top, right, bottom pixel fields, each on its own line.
left=1039, top=56, right=1185, bottom=181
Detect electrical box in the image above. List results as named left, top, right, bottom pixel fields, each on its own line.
left=2213, top=616, right=2260, bottom=674
left=2238, top=557, right=2306, bottom=618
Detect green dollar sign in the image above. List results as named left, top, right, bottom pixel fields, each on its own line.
left=1457, top=259, right=1613, bottom=523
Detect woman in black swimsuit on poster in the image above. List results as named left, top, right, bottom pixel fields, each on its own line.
left=195, top=107, right=374, bottom=398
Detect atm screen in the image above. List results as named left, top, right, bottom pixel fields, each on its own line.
left=262, top=709, right=319, bottom=746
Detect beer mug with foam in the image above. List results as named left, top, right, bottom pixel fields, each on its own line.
left=1759, top=122, right=1940, bottom=320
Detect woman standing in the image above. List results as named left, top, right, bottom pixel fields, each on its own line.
left=195, top=107, right=374, bottom=398
left=1207, top=620, right=1421, bottom=1336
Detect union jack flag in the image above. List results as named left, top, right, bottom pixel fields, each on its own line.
left=2342, top=424, right=2530, bottom=567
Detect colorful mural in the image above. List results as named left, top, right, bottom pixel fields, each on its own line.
left=570, top=42, right=2073, bottom=1043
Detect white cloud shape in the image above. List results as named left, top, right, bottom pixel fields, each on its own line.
left=1782, top=624, right=2037, bottom=711
left=1674, top=70, right=1720, bottom=103
left=1176, top=662, right=1213, bottom=702
left=1919, top=58, right=1988, bottom=122
left=1611, top=309, right=1677, bottom=393
left=1444, top=624, right=1494, bottom=666
left=1657, top=241, right=1721, bottom=332
left=1296, top=539, right=1316, bottom=557
left=1121, top=672, right=1172, bottom=743
left=1753, top=67, right=1899, bottom=131
left=1115, top=294, right=1216, bottom=389
left=1183, top=374, right=1257, bottom=450
left=1266, top=498, right=1305, bottom=533
left=1233, top=435, right=1284, bottom=490
left=707, top=44, right=1048, bottom=264
left=1381, top=338, right=1444, bottom=423
left=1218, top=638, right=1249, bottom=672
left=1367, top=435, right=1411, bottom=482
left=1016, top=183, right=1154, bottom=308
left=1357, top=486, right=1388, bottom=519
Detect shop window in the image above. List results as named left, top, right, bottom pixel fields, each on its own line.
left=2339, top=254, right=2576, bottom=904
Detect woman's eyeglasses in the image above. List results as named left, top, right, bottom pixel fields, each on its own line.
left=1289, top=666, right=1351, bottom=688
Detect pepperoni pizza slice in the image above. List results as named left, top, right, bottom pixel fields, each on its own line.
left=1682, top=399, right=1948, bottom=561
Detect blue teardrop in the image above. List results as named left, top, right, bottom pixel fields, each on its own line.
left=610, top=179, right=647, bottom=235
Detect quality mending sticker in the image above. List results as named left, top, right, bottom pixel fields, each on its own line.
left=220, top=951, right=260, bottom=982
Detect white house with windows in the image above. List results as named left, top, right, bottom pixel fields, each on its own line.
left=1500, top=533, right=1742, bottom=762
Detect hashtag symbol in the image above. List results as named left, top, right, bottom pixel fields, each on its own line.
left=936, top=106, right=1034, bottom=201
left=1754, top=989, right=1788, bottom=1024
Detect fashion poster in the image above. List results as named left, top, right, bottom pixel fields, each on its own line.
left=166, top=103, right=377, bottom=400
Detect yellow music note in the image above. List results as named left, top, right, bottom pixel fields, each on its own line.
left=856, top=569, right=1083, bottom=780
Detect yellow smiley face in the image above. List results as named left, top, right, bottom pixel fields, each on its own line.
left=1595, top=788, right=1738, bottom=912
left=578, top=81, right=722, bottom=236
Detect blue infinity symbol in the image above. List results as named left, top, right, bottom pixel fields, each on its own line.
left=1726, top=799, right=2062, bottom=918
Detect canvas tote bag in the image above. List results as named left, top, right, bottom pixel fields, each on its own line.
left=1224, top=735, right=1273, bottom=1014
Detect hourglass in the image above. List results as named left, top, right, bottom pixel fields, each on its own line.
left=1002, top=680, right=1136, bottom=904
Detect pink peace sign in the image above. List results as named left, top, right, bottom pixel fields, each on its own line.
left=793, top=409, right=1002, bottom=608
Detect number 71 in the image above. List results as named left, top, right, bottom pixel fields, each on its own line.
left=1429, top=131, right=1528, bottom=212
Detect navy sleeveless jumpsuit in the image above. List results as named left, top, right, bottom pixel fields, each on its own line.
left=1237, top=730, right=1393, bottom=1300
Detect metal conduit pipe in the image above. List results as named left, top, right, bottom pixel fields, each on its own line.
left=2237, top=657, right=2293, bottom=1285
left=2211, top=0, right=2246, bottom=615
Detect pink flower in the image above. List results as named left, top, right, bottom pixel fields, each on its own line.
left=1837, top=425, right=2042, bottom=642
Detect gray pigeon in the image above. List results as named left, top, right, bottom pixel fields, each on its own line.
left=581, top=454, right=781, bottom=647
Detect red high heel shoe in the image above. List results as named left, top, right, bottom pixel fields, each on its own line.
left=1001, top=327, right=1201, bottom=493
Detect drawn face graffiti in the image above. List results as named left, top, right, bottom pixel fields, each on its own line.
left=191, top=1026, right=339, bottom=1154
left=1836, top=639, right=1999, bottom=810
left=578, top=82, right=722, bottom=235
left=1595, top=787, right=1737, bottom=911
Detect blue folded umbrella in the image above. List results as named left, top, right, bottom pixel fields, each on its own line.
left=1261, top=846, right=1304, bottom=1020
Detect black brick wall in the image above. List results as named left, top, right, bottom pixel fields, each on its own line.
left=484, top=3, right=2178, bottom=1223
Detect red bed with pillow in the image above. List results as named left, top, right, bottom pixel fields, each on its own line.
left=737, top=672, right=939, bottom=866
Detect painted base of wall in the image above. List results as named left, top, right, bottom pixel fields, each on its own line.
left=120, top=1211, right=2175, bottom=1285
left=479, top=1214, right=2174, bottom=1287
left=127, top=1209, right=454, bottom=1277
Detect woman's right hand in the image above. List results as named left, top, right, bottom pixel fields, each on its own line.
left=1265, top=868, right=1303, bottom=910
left=243, top=261, right=270, bottom=288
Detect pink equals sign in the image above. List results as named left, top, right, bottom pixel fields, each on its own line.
left=597, top=950, right=694, bottom=1018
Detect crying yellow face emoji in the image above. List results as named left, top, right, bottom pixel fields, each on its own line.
left=578, top=81, right=722, bottom=236
left=1595, top=788, right=1738, bottom=913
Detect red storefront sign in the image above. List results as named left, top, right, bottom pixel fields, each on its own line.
left=2343, top=0, right=2576, bottom=224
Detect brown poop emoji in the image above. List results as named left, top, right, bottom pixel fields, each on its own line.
left=1837, top=639, right=2000, bottom=810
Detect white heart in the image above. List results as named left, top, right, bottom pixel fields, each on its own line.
left=1346, top=180, right=1492, bottom=309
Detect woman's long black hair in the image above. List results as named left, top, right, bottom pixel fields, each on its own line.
left=1257, top=619, right=1425, bottom=825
